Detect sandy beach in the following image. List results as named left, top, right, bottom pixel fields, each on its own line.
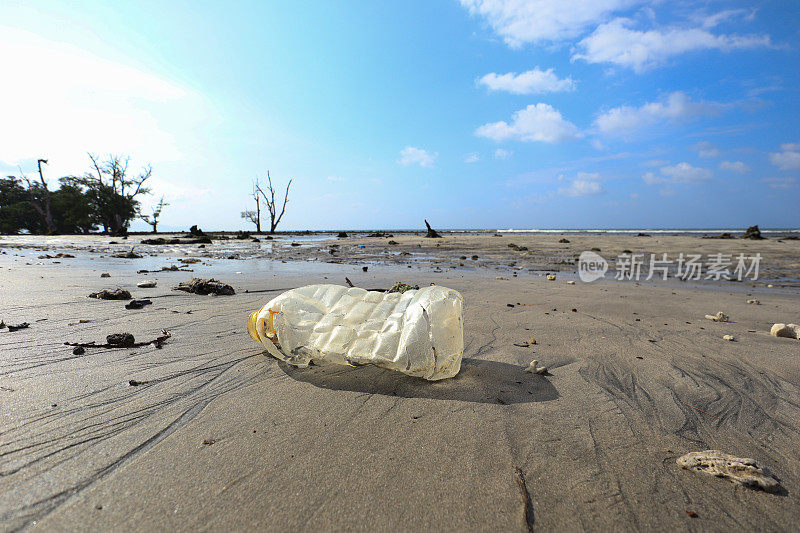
left=3, top=0, right=798, bottom=529
left=2, top=233, right=799, bottom=531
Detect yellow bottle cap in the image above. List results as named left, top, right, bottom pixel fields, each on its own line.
left=247, top=309, right=261, bottom=342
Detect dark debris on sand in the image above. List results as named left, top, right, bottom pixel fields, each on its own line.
left=89, top=288, right=132, bottom=300
left=125, top=299, right=153, bottom=310
left=138, top=265, right=193, bottom=273
left=65, top=330, right=171, bottom=350
left=3, top=322, right=30, bottom=332
left=743, top=225, right=764, bottom=240
left=111, top=249, right=143, bottom=259
left=141, top=236, right=212, bottom=245
left=174, top=278, right=235, bottom=296
left=107, top=333, right=136, bottom=347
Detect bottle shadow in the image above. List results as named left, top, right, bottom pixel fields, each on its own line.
left=277, top=358, right=558, bottom=404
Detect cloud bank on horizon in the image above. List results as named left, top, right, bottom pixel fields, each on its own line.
left=0, top=1, right=797, bottom=230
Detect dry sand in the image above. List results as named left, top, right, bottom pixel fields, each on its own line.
left=1, top=234, right=799, bottom=531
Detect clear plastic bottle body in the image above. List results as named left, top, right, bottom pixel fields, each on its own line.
left=248, top=284, right=464, bottom=380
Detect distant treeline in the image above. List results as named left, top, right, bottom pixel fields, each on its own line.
left=0, top=154, right=159, bottom=236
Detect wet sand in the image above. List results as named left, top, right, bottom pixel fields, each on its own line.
left=2, top=231, right=798, bottom=285
left=1, top=234, right=799, bottom=531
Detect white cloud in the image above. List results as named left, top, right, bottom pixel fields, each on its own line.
left=761, top=177, right=797, bottom=189
left=642, top=171, right=666, bottom=185
left=770, top=151, right=800, bottom=170
left=558, top=172, right=604, bottom=196
left=690, top=9, right=755, bottom=30
left=0, top=27, right=198, bottom=179
left=459, top=0, right=638, bottom=47
left=574, top=17, right=771, bottom=72
left=644, top=162, right=713, bottom=185
left=769, top=142, right=800, bottom=170
left=661, top=162, right=713, bottom=182
left=718, top=160, right=750, bottom=173
left=779, top=142, right=800, bottom=151
left=464, top=152, right=481, bottom=163
left=327, top=175, right=346, bottom=182
left=694, top=140, right=720, bottom=158
left=641, top=159, right=669, bottom=167
left=595, top=92, right=718, bottom=136
left=476, top=103, right=581, bottom=143
left=478, top=68, right=575, bottom=94
left=398, top=146, right=437, bottom=168
left=494, top=148, right=513, bottom=159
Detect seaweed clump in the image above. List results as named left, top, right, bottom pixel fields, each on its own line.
left=387, top=282, right=420, bottom=294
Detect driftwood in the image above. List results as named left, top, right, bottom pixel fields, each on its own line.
left=141, top=237, right=211, bottom=245
left=65, top=330, right=171, bottom=349
left=137, top=266, right=192, bottom=273
left=188, top=225, right=205, bottom=237
left=514, top=468, right=535, bottom=533
left=424, top=219, right=441, bottom=238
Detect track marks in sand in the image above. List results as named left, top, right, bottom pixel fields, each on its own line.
left=0, top=326, right=271, bottom=531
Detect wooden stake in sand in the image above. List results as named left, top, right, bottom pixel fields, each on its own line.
left=514, top=468, right=535, bottom=533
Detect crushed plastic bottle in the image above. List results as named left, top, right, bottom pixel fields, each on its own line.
left=248, top=284, right=464, bottom=380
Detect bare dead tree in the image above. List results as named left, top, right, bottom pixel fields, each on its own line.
left=240, top=210, right=259, bottom=230
left=87, top=154, right=151, bottom=199
left=18, top=159, right=56, bottom=234
left=256, top=171, right=292, bottom=234
left=140, top=196, right=169, bottom=233
left=84, top=153, right=152, bottom=235
left=241, top=177, right=262, bottom=232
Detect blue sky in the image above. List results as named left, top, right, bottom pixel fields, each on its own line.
left=1, top=0, right=798, bottom=230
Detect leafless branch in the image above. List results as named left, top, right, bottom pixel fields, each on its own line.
left=88, top=152, right=103, bottom=183
left=130, top=165, right=151, bottom=198
left=18, top=161, right=55, bottom=234
left=255, top=170, right=292, bottom=233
